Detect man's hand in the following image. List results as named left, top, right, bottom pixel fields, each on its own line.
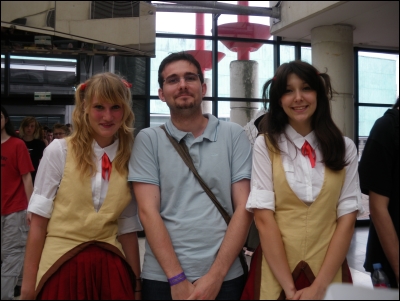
left=170, top=280, right=195, bottom=300
left=187, top=273, right=224, bottom=300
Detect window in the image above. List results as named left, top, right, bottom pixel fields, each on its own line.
left=8, top=55, right=77, bottom=95
left=356, top=50, right=399, bottom=221
left=357, top=51, right=399, bottom=158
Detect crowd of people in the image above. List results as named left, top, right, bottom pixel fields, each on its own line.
left=1, top=114, right=74, bottom=299
left=1, top=52, right=398, bottom=300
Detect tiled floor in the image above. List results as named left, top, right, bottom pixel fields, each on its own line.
left=138, top=226, right=374, bottom=289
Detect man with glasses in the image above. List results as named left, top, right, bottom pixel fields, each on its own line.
left=129, top=52, right=253, bottom=299
left=52, top=124, right=69, bottom=139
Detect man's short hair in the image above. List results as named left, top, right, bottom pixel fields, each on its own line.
left=158, top=51, right=204, bottom=89
left=53, top=123, right=71, bottom=136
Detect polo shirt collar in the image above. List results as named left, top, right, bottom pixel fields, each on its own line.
left=165, top=113, right=219, bottom=142
left=93, top=139, right=119, bottom=162
left=285, top=124, right=318, bottom=150
left=202, top=114, right=219, bottom=142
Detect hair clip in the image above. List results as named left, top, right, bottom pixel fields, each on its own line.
left=121, top=79, right=133, bottom=88
left=80, top=83, right=87, bottom=91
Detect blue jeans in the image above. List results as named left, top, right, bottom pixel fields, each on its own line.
left=142, top=274, right=246, bottom=300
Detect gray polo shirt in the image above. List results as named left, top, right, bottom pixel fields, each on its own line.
left=128, top=114, right=252, bottom=282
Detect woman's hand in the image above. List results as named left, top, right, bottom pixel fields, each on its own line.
left=292, top=283, right=326, bottom=300
left=20, top=282, right=36, bottom=300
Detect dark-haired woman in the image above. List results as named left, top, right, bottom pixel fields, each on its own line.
left=1, top=106, right=34, bottom=300
left=242, top=60, right=364, bottom=300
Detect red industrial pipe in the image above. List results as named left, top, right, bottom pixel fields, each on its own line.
left=238, top=1, right=249, bottom=60
left=189, top=13, right=225, bottom=72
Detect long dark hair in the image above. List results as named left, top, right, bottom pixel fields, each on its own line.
left=1, top=105, right=18, bottom=138
left=259, top=60, right=347, bottom=171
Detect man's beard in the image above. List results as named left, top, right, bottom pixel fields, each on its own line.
left=175, top=102, right=195, bottom=110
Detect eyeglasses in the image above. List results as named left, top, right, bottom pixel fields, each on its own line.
left=53, top=132, right=66, bottom=137
left=163, top=73, right=200, bottom=86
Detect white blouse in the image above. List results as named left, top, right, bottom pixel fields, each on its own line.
left=28, top=138, right=142, bottom=235
left=246, top=125, right=365, bottom=218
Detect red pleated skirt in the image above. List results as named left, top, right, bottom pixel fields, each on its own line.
left=37, top=245, right=135, bottom=300
left=241, top=245, right=352, bottom=300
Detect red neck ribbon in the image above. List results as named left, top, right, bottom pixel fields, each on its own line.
left=101, top=153, right=112, bottom=181
left=301, top=141, right=316, bottom=168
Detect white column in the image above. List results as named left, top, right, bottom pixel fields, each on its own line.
left=230, top=60, right=259, bottom=126
left=311, top=25, right=354, bottom=140
left=201, top=77, right=212, bottom=114
left=65, top=105, right=75, bottom=124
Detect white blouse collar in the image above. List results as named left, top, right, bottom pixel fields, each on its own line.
left=285, top=125, right=318, bottom=150
left=93, top=139, right=119, bottom=162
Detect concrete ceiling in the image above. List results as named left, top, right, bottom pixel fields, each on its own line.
left=271, top=1, right=399, bottom=50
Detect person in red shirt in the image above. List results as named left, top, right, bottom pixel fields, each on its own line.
left=1, top=105, right=34, bottom=300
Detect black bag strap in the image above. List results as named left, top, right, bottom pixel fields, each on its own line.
left=160, top=125, right=248, bottom=277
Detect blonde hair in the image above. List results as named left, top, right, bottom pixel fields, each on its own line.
left=71, top=72, right=135, bottom=178
left=19, top=116, right=40, bottom=139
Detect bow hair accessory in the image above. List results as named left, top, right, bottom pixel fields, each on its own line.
left=80, top=83, right=87, bottom=91
left=301, top=140, right=316, bottom=168
left=101, top=153, right=112, bottom=181
left=121, top=79, right=133, bottom=88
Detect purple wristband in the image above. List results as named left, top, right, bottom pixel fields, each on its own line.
left=168, top=272, right=186, bottom=286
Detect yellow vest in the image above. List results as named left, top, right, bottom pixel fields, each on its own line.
left=35, top=138, right=131, bottom=293
left=260, top=136, right=345, bottom=299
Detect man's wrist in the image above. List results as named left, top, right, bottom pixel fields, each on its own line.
left=168, top=272, right=187, bottom=286
left=208, top=262, right=228, bottom=281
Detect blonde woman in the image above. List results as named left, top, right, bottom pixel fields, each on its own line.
left=19, top=117, right=46, bottom=183
left=21, top=72, right=142, bottom=300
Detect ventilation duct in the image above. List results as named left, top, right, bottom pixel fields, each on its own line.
left=1, top=1, right=155, bottom=57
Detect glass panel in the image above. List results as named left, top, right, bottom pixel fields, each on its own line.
left=150, top=113, right=170, bottom=128
left=301, top=46, right=312, bottom=64
left=9, top=115, right=64, bottom=132
left=150, top=99, right=170, bottom=116
left=250, top=44, right=274, bottom=97
left=218, top=100, right=264, bottom=126
left=248, top=1, right=271, bottom=27
left=358, top=52, right=399, bottom=105
left=9, top=55, right=77, bottom=95
left=280, top=45, right=295, bottom=65
left=358, top=106, right=389, bottom=157
left=218, top=41, right=274, bottom=98
left=217, top=1, right=273, bottom=40
left=155, top=10, right=212, bottom=35
left=150, top=38, right=213, bottom=96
